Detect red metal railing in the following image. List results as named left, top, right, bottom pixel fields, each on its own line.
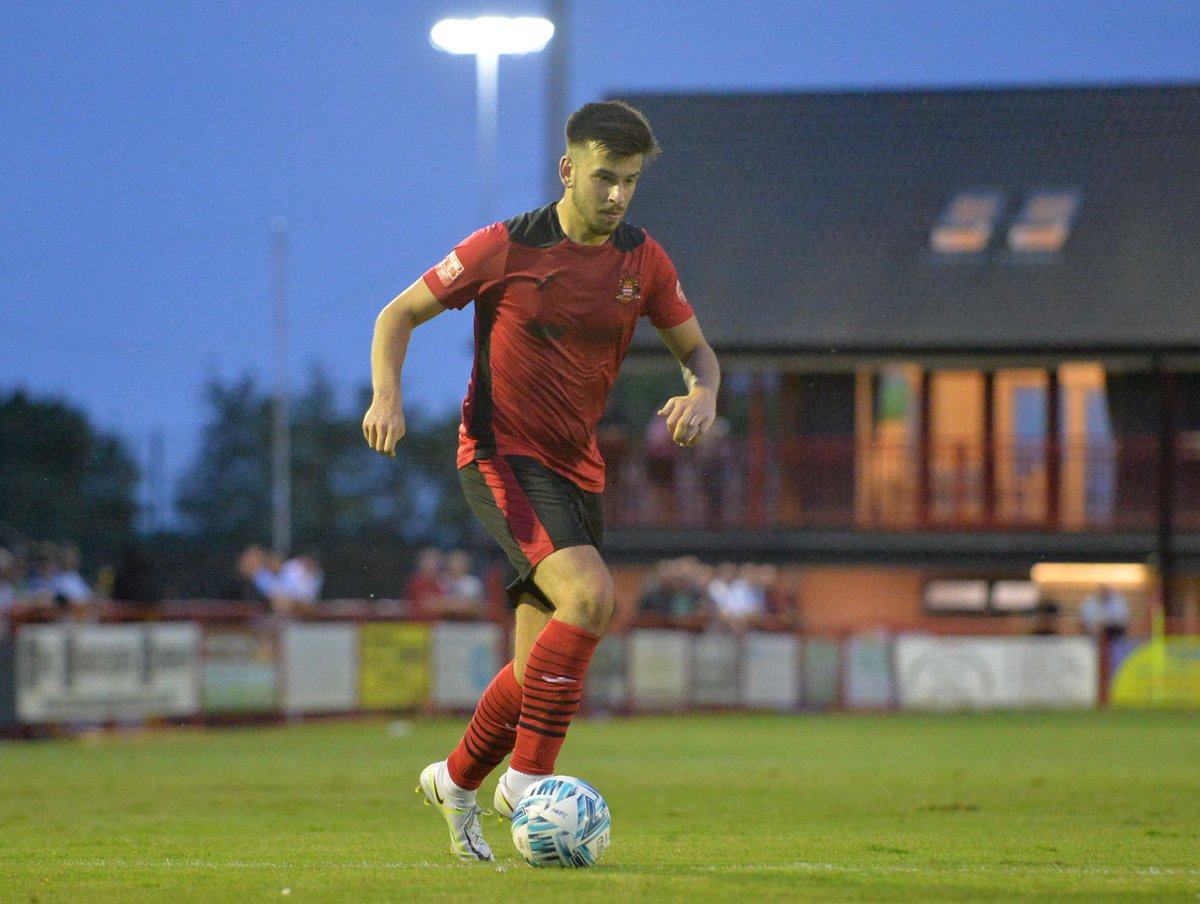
left=602, top=434, right=1200, bottom=532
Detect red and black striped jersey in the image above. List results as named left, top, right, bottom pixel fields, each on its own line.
left=421, top=203, right=695, bottom=492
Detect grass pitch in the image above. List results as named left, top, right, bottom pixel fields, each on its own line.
left=1, top=710, right=1197, bottom=902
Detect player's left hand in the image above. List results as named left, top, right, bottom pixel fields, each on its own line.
left=658, top=386, right=716, bottom=447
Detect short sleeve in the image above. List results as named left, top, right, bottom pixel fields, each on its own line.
left=421, top=222, right=509, bottom=310
left=641, top=238, right=695, bottom=330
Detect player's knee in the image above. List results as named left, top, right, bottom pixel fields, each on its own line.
left=558, top=572, right=614, bottom=633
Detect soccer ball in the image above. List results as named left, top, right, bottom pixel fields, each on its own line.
left=510, top=775, right=611, bottom=868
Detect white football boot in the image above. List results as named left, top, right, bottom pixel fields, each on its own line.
left=493, top=771, right=519, bottom=820
left=417, top=761, right=493, bottom=862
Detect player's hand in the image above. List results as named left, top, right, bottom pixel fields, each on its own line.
left=362, top=396, right=406, bottom=457
left=657, top=387, right=716, bottom=448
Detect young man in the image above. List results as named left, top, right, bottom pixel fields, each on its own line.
left=362, top=100, right=720, bottom=861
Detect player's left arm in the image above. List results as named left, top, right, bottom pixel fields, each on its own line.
left=656, top=315, right=721, bottom=447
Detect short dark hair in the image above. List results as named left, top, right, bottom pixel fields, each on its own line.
left=565, top=100, right=660, bottom=161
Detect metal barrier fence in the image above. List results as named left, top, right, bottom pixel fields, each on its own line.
left=11, top=611, right=1195, bottom=734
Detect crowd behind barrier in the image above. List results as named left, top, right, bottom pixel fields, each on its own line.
left=4, top=541, right=1199, bottom=736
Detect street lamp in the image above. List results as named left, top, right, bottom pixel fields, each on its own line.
left=430, top=16, right=554, bottom=222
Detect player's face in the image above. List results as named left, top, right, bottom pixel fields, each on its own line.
left=565, top=143, right=643, bottom=240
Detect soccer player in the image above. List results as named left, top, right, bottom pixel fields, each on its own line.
left=362, top=100, right=720, bottom=861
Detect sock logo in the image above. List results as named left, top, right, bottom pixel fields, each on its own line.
left=541, top=675, right=577, bottom=685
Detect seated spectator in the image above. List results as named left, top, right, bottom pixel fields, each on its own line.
left=404, top=547, right=447, bottom=619
left=52, top=543, right=94, bottom=608
left=638, top=557, right=708, bottom=626
left=223, top=545, right=273, bottom=606
left=438, top=550, right=486, bottom=619
left=271, top=550, right=324, bottom=617
left=707, top=561, right=766, bottom=634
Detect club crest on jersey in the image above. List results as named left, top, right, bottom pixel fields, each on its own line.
left=615, top=273, right=641, bottom=304
left=435, top=251, right=464, bottom=287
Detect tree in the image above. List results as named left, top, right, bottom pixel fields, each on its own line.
left=175, top=375, right=273, bottom=544
left=175, top=370, right=473, bottom=554
left=0, top=389, right=139, bottom=564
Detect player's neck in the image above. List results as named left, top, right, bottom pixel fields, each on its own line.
left=554, top=198, right=609, bottom=247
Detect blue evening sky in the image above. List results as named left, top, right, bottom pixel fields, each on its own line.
left=3, top=0, right=1198, bottom=509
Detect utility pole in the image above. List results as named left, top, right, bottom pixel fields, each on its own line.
left=270, top=216, right=292, bottom=557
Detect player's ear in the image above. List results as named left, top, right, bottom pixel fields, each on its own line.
left=559, top=154, right=573, bottom=190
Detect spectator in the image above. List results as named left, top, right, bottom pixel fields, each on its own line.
left=404, top=547, right=447, bottom=619
left=22, top=543, right=60, bottom=609
left=272, top=550, right=324, bottom=617
left=638, top=557, right=708, bottom=625
left=223, top=545, right=273, bottom=605
left=0, top=547, right=19, bottom=616
left=52, top=543, right=94, bottom=608
left=1079, top=585, right=1130, bottom=640
left=754, top=563, right=801, bottom=630
left=1032, top=600, right=1061, bottom=636
left=439, top=550, right=486, bottom=619
left=707, top=561, right=765, bottom=633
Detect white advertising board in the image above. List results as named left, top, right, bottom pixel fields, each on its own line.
left=584, top=634, right=627, bottom=711
left=692, top=633, right=739, bottom=707
left=845, top=635, right=894, bottom=709
left=628, top=629, right=689, bottom=711
left=895, top=635, right=1097, bottom=710
left=741, top=632, right=799, bottom=709
left=16, top=623, right=200, bottom=723
left=280, top=623, right=359, bottom=714
left=430, top=622, right=502, bottom=709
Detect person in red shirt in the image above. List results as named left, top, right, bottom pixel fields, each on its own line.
left=363, top=100, right=721, bottom=862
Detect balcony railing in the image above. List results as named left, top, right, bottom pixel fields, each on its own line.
left=600, top=434, right=1200, bottom=532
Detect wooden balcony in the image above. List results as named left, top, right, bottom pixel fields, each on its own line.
left=600, top=434, right=1200, bottom=569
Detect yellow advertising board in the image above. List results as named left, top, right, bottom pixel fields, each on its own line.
left=359, top=623, right=430, bottom=710
left=1110, top=636, right=1200, bottom=708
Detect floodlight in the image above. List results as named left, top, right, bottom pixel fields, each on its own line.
left=430, top=16, right=554, bottom=56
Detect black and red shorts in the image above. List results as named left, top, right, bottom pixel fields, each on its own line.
left=458, top=454, right=604, bottom=608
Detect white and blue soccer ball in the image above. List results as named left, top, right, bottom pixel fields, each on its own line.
left=510, top=775, right=611, bottom=868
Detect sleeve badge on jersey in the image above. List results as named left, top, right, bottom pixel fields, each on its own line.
left=435, top=251, right=465, bottom=287
left=615, top=273, right=642, bottom=304
left=675, top=279, right=689, bottom=305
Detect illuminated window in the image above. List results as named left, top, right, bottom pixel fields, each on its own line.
left=1007, top=190, right=1081, bottom=253
left=929, top=190, right=1004, bottom=254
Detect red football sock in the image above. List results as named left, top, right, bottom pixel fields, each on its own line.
left=510, top=619, right=601, bottom=776
left=446, top=661, right=523, bottom=791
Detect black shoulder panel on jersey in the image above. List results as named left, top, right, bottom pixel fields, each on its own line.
left=611, top=222, right=647, bottom=253
left=504, top=204, right=563, bottom=248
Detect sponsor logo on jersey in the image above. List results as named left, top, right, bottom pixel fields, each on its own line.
left=675, top=279, right=689, bottom=305
left=435, top=251, right=464, bottom=287
left=615, top=273, right=641, bottom=304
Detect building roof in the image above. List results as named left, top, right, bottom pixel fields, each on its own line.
left=624, top=84, right=1200, bottom=359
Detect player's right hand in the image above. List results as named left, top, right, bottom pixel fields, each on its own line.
left=362, top=397, right=406, bottom=457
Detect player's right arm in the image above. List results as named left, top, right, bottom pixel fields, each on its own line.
left=362, top=278, right=446, bottom=457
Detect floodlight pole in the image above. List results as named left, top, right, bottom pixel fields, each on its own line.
left=430, top=16, right=554, bottom=224
left=475, top=51, right=500, bottom=224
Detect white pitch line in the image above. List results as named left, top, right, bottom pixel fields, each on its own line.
left=46, top=859, right=1200, bottom=879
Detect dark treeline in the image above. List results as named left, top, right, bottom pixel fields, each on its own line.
left=0, top=371, right=477, bottom=601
